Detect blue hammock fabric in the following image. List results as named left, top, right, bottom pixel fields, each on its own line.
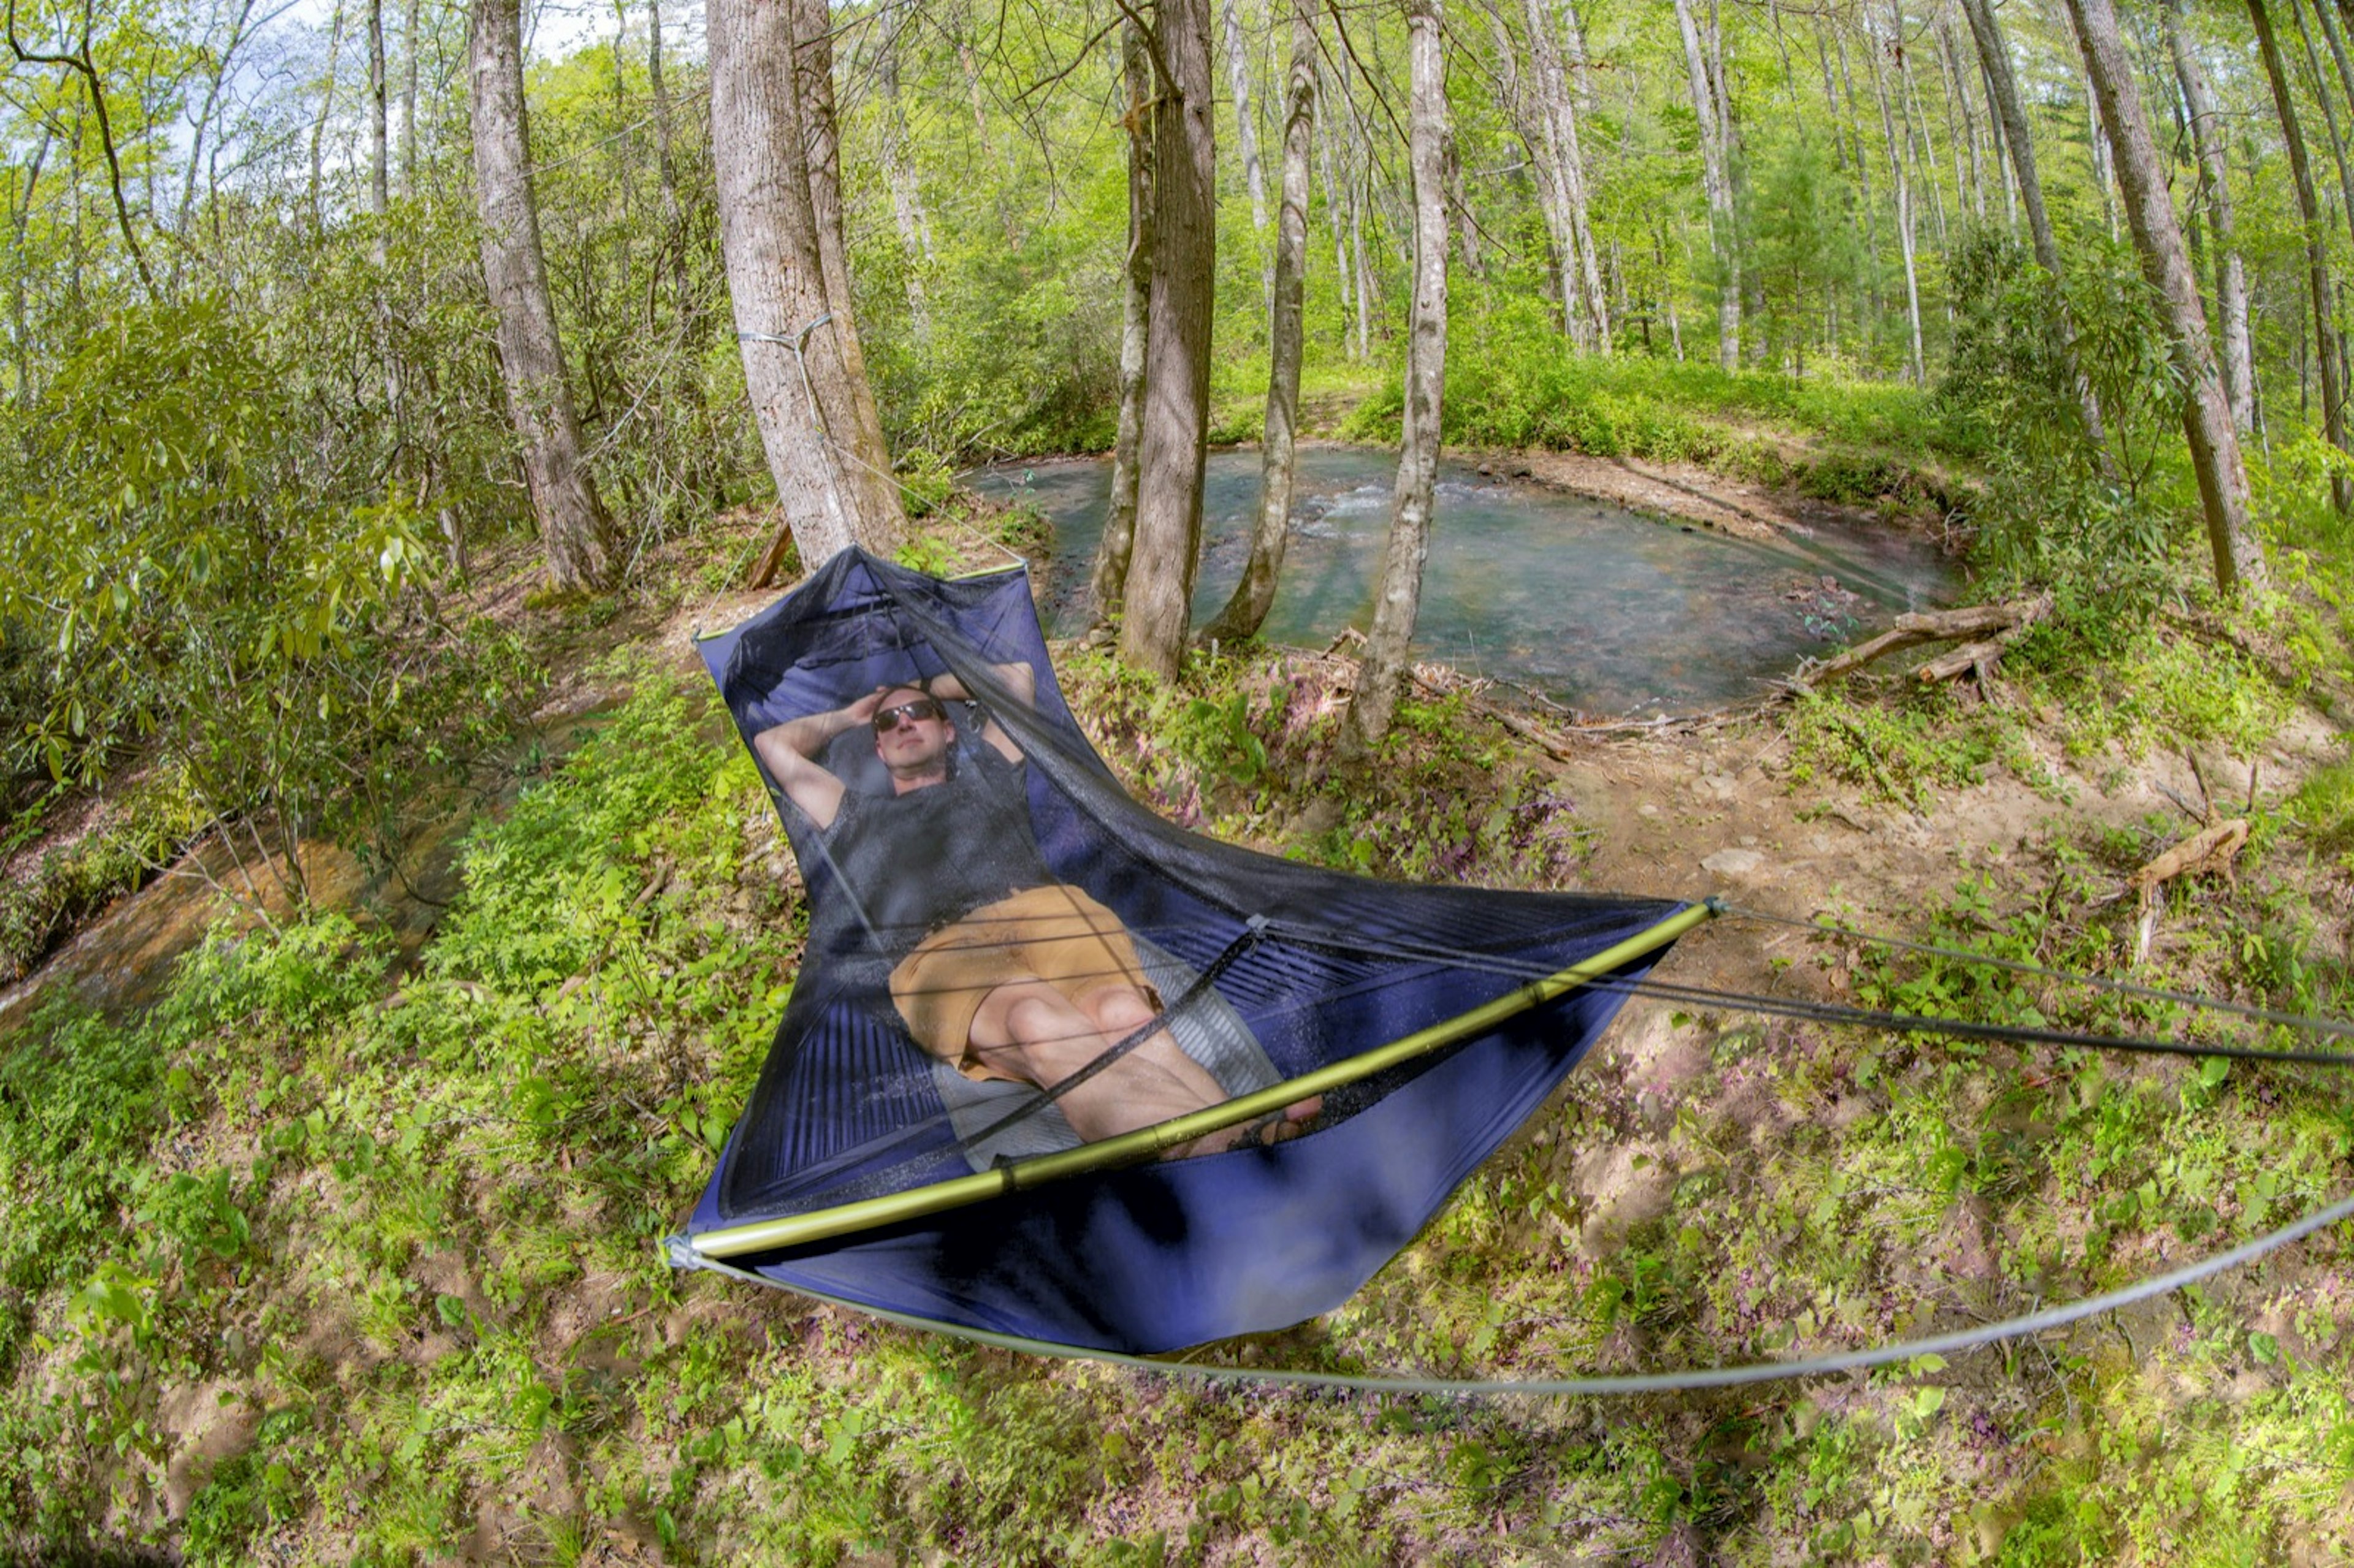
left=677, top=549, right=1688, bottom=1353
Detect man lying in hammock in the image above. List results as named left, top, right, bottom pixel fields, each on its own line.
left=753, top=663, right=1317, bottom=1158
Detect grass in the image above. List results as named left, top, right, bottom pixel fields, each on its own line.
left=2, top=615, right=2351, bottom=1561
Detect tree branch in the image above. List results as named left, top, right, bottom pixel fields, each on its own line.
left=6, top=0, right=156, bottom=298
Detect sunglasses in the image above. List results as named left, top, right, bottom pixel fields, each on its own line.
left=872, top=696, right=947, bottom=733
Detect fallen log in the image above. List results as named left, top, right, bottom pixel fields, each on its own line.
left=1797, top=594, right=2052, bottom=689
left=2130, top=816, right=2250, bottom=964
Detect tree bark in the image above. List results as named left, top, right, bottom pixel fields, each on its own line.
left=1673, top=0, right=1739, bottom=370
left=1119, top=0, right=1219, bottom=680
left=2168, top=0, right=2253, bottom=433
left=1205, top=0, right=1312, bottom=642
left=468, top=0, right=619, bottom=593
left=2252, top=0, right=2352, bottom=514
left=1341, top=0, right=1447, bottom=757
left=2066, top=0, right=2264, bottom=592
left=793, top=0, right=905, bottom=550
left=708, top=0, right=869, bottom=573
left=1093, top=18, right=1156, bottom=622
left=1961, top=0, right=2114, bottom=465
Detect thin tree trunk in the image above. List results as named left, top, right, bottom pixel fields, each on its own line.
left=2252, top=0, right=2352, bottom=512
left=2169, top=0, right=2252, bottom=432
left=649, top=0, right=678, bottom=223
left=1520, top=0, right=1608, bottom=349
left=2083, top=60, right=2119, bottom=240
left=310, top=0, right=345, bottom=226
left=1316, top=60, right=1356, bottom=355
left=1221, top=0, right=1268, bottom=233
left=709, top=0, right=867, bottom=573
left=1342, top=0, right=1447, bottom=757
left=793, top=0, right=905, bottom=549
left=1868, top=8, right=1926, bottom=383
left=1094, top=19, right=1156, bottom=622
left=1937, top=15, right=1984, bottom=222
left=1962, top=0, right=2114, bottom=464
left=9, top=124, right=50, bottom=398
left=400, top=0, right=419, bottom=192
left=1673, top=0, right=1739, bottom=370
left=368, top=0, right=388, bottom=223
left=468, top=0, right=619, bottom=592
left=2068, top=0, right=2263, bottom=591
left=876, top=6, right=931, bottom=338
left=1119, top=0, right=1219, bottom=680
left=1206, top=0, right=1313, bottom=641
left=2290, top=0, right=2354, bottom=254
left=1900, top=34, right=1950, bottom=251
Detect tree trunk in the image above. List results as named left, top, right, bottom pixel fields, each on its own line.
left=2252, top=0, right=2353, bottom=513
left=1937, top=16, right=1985, bottom=222
left=876, top=6, right=931, bottom=339
left=2168, top=0, right=2253, bottom=433
left=1221, top=0, right=1268, bottom=234
left=400, top=0, right=419, bottom=193
left=2290, top=0, right=2354, bottom=254
left=2067, top=0, right=2264, bottom=592
left=1119, top=0, right=1219, bottom=680
left=1673, top=0, right=1739, bottom=370
left=1868, top=6, right=1926, bottom=384
left=468, top=0, right=619, bottom=593
left=1520, top=0, right=1608, bottom=351
left=1341, top=0, right=1447, bottom=757
left=367, top=0, right=388, bottom=221
left=793, top=0, right=905, bottom=550
left=649, top=0, right=678, bottom=223
left=310, top=0, right=345, bottom=226
left=1094, top=19, right=1156, bottom=623
left=1205, top=0, right=1312, bottom=642
left=708, top=0, right=870, bottom=573
left=1962, top=0, right=2114, bottom=465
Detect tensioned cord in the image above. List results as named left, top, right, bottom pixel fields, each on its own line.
left=1719, top=901, right=2354, bottom=1041
left=671, top=1184, right=2354, bottom=1396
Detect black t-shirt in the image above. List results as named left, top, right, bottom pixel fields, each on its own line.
left=823, top=742, right=1053, bottom=955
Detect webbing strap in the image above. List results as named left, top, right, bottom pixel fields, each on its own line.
left=665, top=1184, right=2354, bottom=1395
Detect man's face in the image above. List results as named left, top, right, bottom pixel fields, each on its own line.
left=872, top=687, right=952, bottom=775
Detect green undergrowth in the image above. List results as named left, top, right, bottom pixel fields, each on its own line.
left=3, top=645, right=2352, bottom=1562
left=1788, top=606, right=2301, bottom=812
left=1339, top=316, right=1956, bottom=514
left=1054, top=642, right=1597, bottom=888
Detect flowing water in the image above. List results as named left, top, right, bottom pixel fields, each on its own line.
left=972, top=446, right=1960, bottom=716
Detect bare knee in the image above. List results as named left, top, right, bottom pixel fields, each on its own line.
left=1081, top=986, right=1159, bottom=1038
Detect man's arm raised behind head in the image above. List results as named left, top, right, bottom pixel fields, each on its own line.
left=751, top=687, right=889, bottom=830
left=926, top=660, right=1038, bottom=765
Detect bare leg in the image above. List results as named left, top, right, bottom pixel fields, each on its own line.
left=969, top=979, right=1322, bottom=1157
left=968, top=979, right=1225, bottom=1144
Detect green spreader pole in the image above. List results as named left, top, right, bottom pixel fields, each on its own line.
left=687, top=899, right=1719, bottom=1260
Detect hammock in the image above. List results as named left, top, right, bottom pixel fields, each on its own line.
left=669, top=549, right=1701, bottom=1354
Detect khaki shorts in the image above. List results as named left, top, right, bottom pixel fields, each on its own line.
left=889, top=885, right=1162, bottom=1081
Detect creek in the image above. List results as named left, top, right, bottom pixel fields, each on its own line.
left=971, top=446, right=1960, bottom=715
